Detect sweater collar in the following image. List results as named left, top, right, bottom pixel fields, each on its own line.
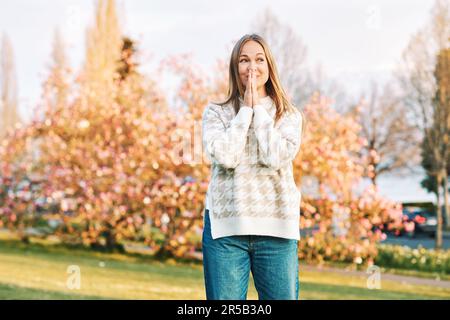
left=259, top=95, right=273, bottom=106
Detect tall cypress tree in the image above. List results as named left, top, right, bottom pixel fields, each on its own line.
left=82, top=0, right=122, bottom=100
left=41, top=28, right=71, bottom=113
left=0, top=33, right=20, bottom=138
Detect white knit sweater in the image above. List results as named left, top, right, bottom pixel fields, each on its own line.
left=202, top=95, right=302, bottom=240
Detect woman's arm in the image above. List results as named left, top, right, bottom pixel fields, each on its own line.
left=252, top=105, right=302, bottom=170
left=202, top=104, right=254, bottom=169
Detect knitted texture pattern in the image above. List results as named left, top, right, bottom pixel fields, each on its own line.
left=202, top=96, right=303, bottom=240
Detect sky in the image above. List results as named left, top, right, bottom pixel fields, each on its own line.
left=0, top=0, right=436, bottom=122
left=0, top=0, right=440, bottom=201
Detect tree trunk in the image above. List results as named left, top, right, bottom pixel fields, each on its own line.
left=370, top=174, right=377, bottom=187
left=444, top=170, right=450, bottom=228
left=435, top=172, right=443, bottom=250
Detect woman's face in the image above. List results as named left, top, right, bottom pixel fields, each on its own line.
left=238, top=40, right=269, bottom=90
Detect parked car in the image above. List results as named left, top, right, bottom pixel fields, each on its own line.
left=402, top=206, right=437, bottom=238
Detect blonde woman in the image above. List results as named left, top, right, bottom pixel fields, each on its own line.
left=201, top=33, right=304, bottom=300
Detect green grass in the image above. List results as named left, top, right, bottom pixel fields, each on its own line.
left=0, top=240, right=449, bottom=300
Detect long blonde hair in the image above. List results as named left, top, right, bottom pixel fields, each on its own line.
left=215, top=33, right=304, bottom=132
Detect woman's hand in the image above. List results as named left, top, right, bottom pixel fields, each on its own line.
left=243, top=69, right=260, bottom=107
left=251, top=69, right=259, bottom=106
left=243, top=70, right=253, bottom=107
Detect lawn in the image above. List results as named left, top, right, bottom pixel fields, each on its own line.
left=0, top=240, right=449, bottom=300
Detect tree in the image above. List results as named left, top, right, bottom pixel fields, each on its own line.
left=116, top=36, right=168, bottom=112
left=420, top=128, right=450, bottom=195
left=421, top=48, right=450, bottom=229
left=41, top=28, right=72, bottom=113
left=398, top=0, right=450, bottom=248
left=295, top=93, right=405, bottom=265
left=0, top=33, right=20, bottom=138
left=81, top=0, right=122, bottom=101
left=296, top=93, right=365, bottom=201
left=117, top=36, right=138, bottom=81
left=434, top=47, right=450, bottom=231
left=350, top=81, right=421, bottom=186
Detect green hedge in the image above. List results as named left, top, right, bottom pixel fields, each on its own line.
left=375, top=244, right=450, bottom=274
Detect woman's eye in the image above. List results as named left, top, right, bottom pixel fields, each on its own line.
left=239, top=58, right=263, bottom=63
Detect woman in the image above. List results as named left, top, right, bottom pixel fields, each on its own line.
left=201, top=33, right=304, bottom=300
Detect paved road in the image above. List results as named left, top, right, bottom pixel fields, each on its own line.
left=301, top=264, right=450, bottom=288
left=381, top=234, right=450, bottom=250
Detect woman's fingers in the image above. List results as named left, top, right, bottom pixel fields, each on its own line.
left=245, top=72, right=253, bottom=107
left=251, top=69, right=255, bottom=106
left=252, top=70, right=255, bottom=95
left=251, top=69, right=258, bottom=106
left=250, top=70, right=255, bottom=105
left=243, top=69, right=252, bottom=107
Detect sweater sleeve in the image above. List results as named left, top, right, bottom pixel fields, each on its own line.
left=202, top=103, right=254, bottom=169
left=253, top=104, right=302, bottom=170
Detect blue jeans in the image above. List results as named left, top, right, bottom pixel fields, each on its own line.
left=202, top=209, right=299, bottom=300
